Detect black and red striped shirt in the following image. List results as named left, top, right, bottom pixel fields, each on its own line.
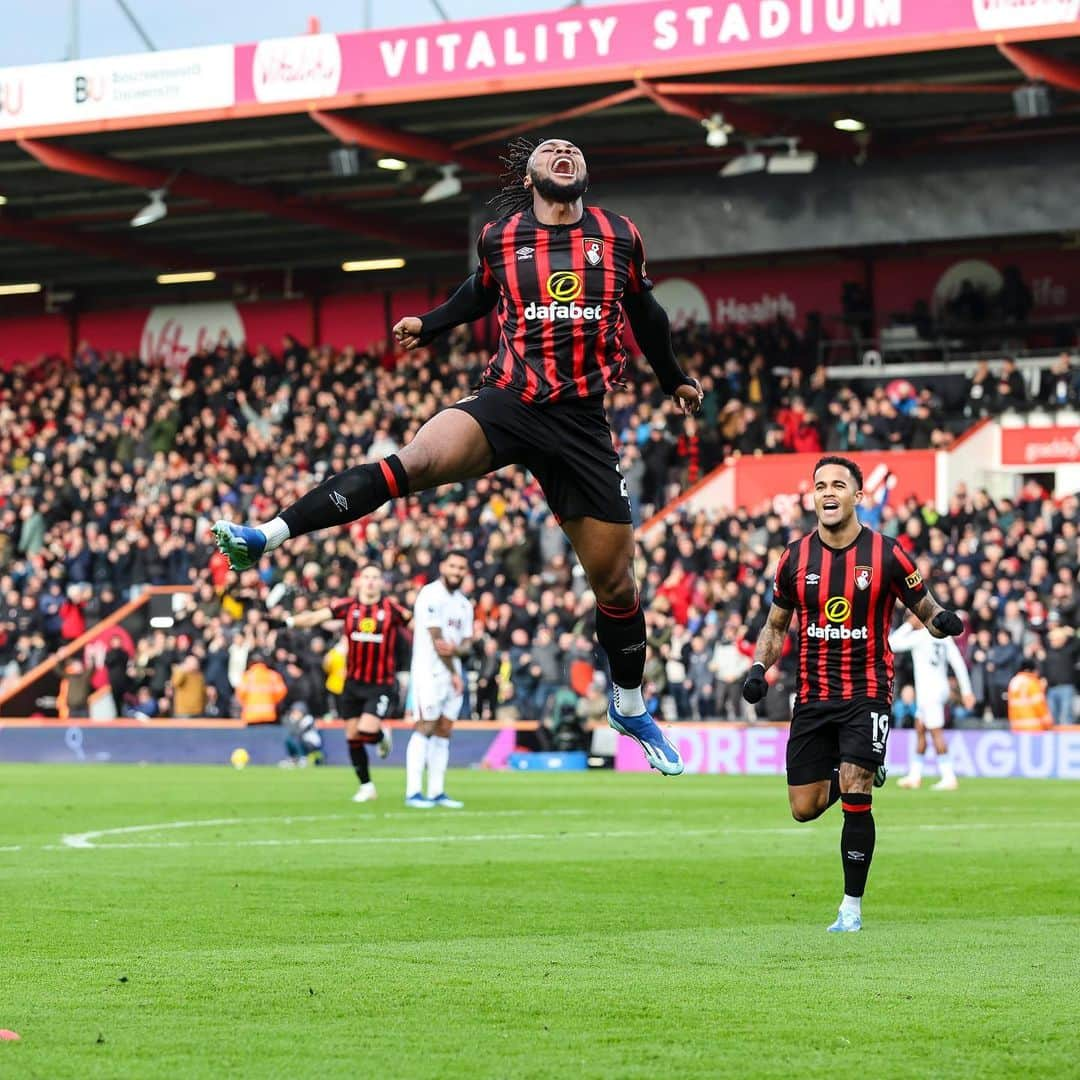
left=475, top=206, right=651, bottom=404
left=772, top=527, right=928, bottom=706
left=330, top=598, right=408, bottom=685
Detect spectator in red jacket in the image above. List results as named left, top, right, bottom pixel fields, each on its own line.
left=791, top=411, right=823, bottom=454
left=59, top=585, right=88, bottom=642
left=657, top=564, right=695, bottom=626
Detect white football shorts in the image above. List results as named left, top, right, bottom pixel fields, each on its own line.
left=918, top=701, right=946, bottom=730
left=412, top=674, right=463, bottom=723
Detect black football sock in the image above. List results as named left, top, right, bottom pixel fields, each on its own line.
left=347, top=738, right=371, bottom=785
left=595, top=597, right=646, bottom=691
left=279, top=456, right=408, bottom=537
left=840, top=792, right=875, bottom=898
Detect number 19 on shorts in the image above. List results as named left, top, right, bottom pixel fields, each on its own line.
left=870, top=710, right=889, bottom=755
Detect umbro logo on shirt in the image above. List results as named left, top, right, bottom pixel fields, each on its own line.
left=805, top=573, right=820, bottom=585
left=515, top=246, right=534, bottom=260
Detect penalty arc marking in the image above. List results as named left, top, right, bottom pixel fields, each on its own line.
left=32, top=815, right=1077, bottom=853
left=57, top=808, right=589, bottom=850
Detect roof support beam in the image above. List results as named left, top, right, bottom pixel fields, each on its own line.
left=0, top=213, right=199, bottom=269
left=651, top=80, right=1019, bottom=96
left=451, top=87, right=645, bottom=150
left=17, top=138, right=462, bottom=252
left=997, top=44, right=1080, bottom=93
left=310, top=111, right=500, bottom=175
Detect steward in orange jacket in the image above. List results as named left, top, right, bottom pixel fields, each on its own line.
left=1007, top=665, right=1052, bottom=732
left=236, top=658, right=288, bottom=725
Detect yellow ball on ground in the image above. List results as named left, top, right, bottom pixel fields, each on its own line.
left=230, top=748, right=250, bottom=770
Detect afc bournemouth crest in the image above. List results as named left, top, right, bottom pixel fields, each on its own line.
left=854, top=565, right=873, bottom=591
left=583, top=238, right=605, bottom=266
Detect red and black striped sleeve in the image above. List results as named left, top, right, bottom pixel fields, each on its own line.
left=387, top=598, right=411, bottom=626
left=476, top=221, right=497, bottom=289
left=328, top=598, right=352, bottom=620
left=624, top=218, right=653, bottom=295
left=771, top=546, right=796, bottom=609
left=887, top=540, right=929, bottom=610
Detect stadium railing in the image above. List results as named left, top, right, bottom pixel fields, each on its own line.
left=0, top=586, right=195, bottom=720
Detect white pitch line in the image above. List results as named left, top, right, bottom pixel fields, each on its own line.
left=57, top=808, right=586, bottom=850
left=0, top=845, right=22, bottom=852
left=53, top=826, right=727, bottom=852
left=35, top=815, right=1079, bottom=854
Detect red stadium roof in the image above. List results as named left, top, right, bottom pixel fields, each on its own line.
left=0, top=1, right=1077, bottom=297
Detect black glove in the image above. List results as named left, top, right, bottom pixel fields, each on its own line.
left=742, top=663, right=768, bottom=704
left=932, top=610, right=963, bottom=637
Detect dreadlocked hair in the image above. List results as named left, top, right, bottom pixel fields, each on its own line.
left=487, top=136, right=539, bottom=220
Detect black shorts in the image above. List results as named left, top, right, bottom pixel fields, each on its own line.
left=786, top=698, right=892, bottom=785
left=451, top=386, right=632, bottom=525
left=339, top=680, right=396, bottom=721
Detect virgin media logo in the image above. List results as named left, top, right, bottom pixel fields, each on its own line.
left=252, top=33, right=342, bottom=103
left=141, top=302, right=245, bottom=372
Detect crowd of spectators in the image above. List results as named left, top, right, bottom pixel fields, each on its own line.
left=636, top=483, right=1079, bottom=728
left=0, top=324, right=1077, bottom=728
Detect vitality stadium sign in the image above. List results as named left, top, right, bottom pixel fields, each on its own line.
left=237, top=0, right=1080, bottom=101
left=2, top=0, right=1078, bottom=137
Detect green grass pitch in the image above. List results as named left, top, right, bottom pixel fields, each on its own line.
left=1, top=764, right=1078, bottom=1079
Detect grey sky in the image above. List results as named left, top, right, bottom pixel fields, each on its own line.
left=0, top=0, right=605, bottom=67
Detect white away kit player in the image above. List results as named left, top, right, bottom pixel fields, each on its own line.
left=406, top=551, right=475, bottom=808
left=889, top=615, right=974, bottom=790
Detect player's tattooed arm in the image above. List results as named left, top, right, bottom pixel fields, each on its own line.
left=430, top=627, right=460, bottom=673
left=911, top=593, right=963, bottom=639
left=742, top=603, right=793, bottom=704
left=752, top=603, right=795, bottom=670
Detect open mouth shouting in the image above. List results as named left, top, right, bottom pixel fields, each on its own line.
left=551, top=154, right=576, bottom=179
left=528, top=140, right=589, bottom=203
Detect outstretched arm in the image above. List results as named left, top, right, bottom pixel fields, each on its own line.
left=283, top=606, right=338, bottom=630
left=622, top=290, right=701, bottom=415
left=394, top=271, right=499, bottom=350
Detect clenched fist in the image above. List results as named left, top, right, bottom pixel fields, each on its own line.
left=392, top=316, right=424, bottom=350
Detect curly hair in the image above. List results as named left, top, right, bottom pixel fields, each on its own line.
left=486, top=136, right=539, bottom=220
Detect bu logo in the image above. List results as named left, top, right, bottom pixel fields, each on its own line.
left=329, top=490, right=349, bottom=513
left=854, top=565, right=873, bottom=591
left=583, top=238, right=605, bottom=266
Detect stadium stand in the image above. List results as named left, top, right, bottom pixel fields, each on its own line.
left=2, top=328, right=1076, bottom=725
